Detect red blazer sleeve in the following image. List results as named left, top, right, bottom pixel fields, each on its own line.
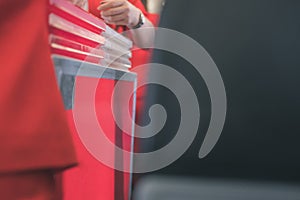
left=129, top=0, right=160, bottom=26
left=0, top=0, right=77, bottom=173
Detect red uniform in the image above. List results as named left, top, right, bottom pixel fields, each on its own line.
left=0, top=0, right=77, bottom=198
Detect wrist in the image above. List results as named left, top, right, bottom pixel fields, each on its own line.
left=128, top=11, right=145, bottom=29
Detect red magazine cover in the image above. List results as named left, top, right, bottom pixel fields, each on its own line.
left=49, top=26, right=100, bottom=48
left=48, top=0, right=132, bottom=68
left=49, top=0, right=106, bottom=34
left=51, top=44, right=104, bottom=64
left=50, top=34, right=131, bottom=69
left=49, top=34, right=104, bottom=56
left=49, top=13, right=105, bottom=45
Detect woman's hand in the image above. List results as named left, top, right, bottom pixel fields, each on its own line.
left=97, top=0, right=141, bottom=28
left=98, top=0, right=155, bottom=49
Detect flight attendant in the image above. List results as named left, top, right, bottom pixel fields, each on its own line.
left=0, top=0, right=77, bottom=199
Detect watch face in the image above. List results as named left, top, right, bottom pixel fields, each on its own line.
left=132, top=13, right=145, bottom=29
left=140, top=13, right=145, bottom=24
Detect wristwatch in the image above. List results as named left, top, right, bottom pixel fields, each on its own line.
left=131, top=12, right=145, bottom=29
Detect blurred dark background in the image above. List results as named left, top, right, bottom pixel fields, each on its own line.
left=136, top=0, right=300, bottom=183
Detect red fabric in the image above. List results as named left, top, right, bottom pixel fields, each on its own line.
left=63, top=77, right=134, bottom=200
left=0, top=170, right=57, bottom=200
left=63, top=78, right=115, bottom=200
left=0, top=0, right=77, bottom=173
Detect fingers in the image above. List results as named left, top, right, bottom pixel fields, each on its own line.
left=105, top=17, right=128, bottom=26
left=101, top=5, right=129, bottom=17
left=105, top=19, right=128, bottom=26
left=102, top=13, right=128, bottom=24
left=97, top=0, right=125, bottom=11
left=97, top=0, right=140, bottom=27
left=98, top=0, right=129, bottom=25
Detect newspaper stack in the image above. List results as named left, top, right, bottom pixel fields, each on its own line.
left=48, top=0, right=132, bottom=71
